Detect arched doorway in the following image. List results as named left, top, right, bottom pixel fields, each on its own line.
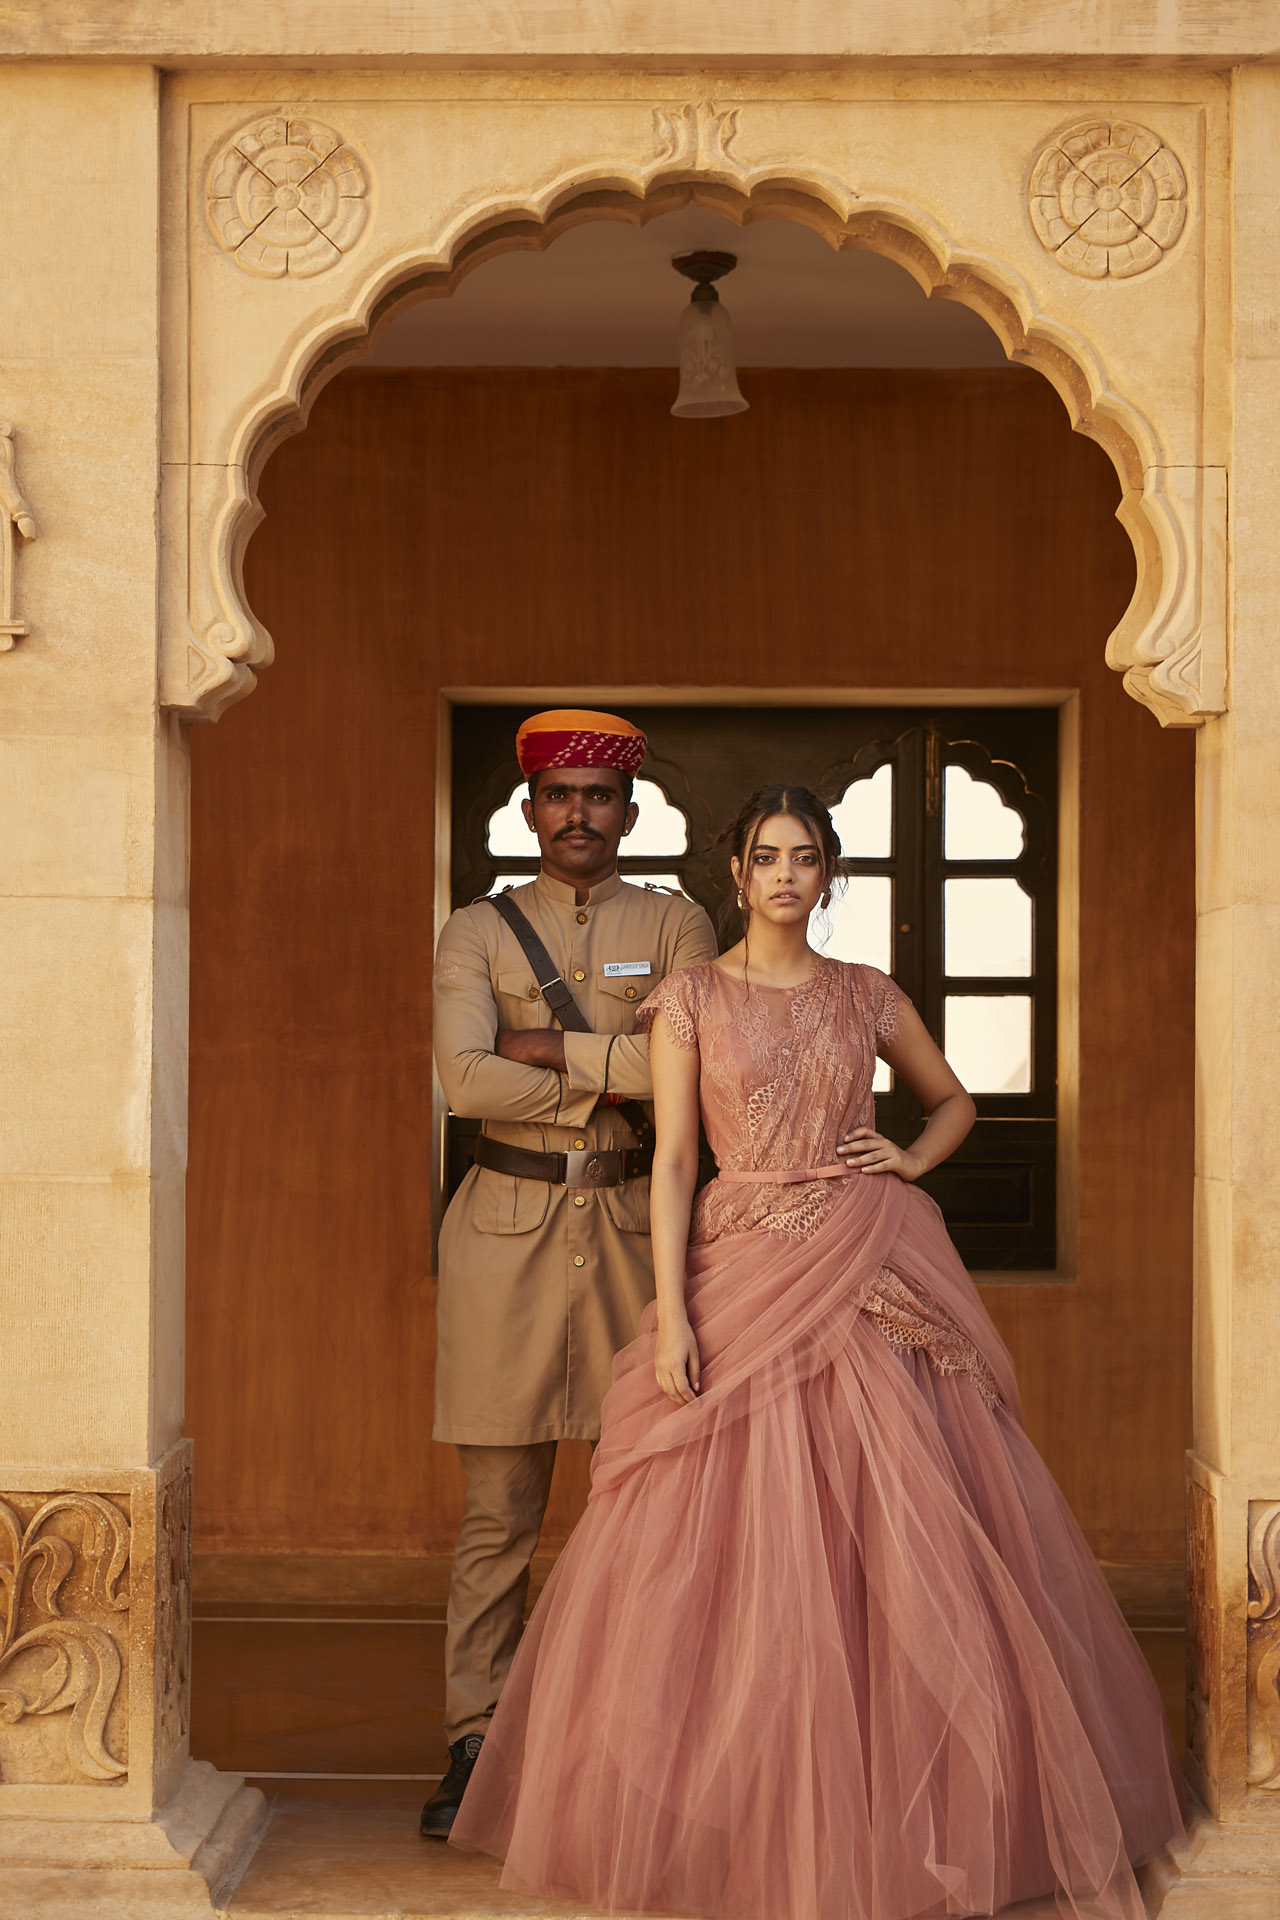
left=180, top=198, right=1195, bottom=1863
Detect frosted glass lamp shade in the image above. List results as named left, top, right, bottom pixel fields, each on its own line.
left=671, top=294, right=749, bottom=419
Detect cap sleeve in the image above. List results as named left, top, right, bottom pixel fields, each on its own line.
left=636, top=966, right=703, bottom=1051
left=861, top=965, right=911, bottom=1047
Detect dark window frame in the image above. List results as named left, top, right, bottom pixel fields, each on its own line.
left=449, top=702, right=1061, bottom=1271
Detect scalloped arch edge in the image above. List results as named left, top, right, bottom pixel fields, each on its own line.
left=162, top=157, right=1224, bottom=730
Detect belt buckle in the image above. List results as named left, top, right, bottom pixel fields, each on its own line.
left=566, top=1148, right=611, bottom=1187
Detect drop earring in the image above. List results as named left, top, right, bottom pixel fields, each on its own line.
left=736, top=889, right=745, bottom=909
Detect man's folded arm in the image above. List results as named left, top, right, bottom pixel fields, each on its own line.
left=561, top=901, right=719, bottom=1099
left=434, top=913, right=598, bottom=1126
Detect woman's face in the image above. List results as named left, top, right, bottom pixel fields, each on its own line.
left=733, top=811, right=828, bottom=928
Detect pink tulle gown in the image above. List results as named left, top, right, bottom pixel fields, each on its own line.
left=450, top=959, right=1185, bottom=1920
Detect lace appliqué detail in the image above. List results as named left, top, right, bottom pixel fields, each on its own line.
left=640, top=959, right=915, bottom=1246
left=692, top=1177, right=836, bottom=1246
left=636, top=973, right=701, bottom=1051
left=864, top=1267, right=1003, bottom=1410
left=871, top=969, right=906, bottom=1046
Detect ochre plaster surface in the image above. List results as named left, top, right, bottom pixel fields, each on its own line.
left=0, top=26, right=1276, bottom=1915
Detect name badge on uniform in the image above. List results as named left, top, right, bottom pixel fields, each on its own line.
left=604, top=961, right=651, bottom=978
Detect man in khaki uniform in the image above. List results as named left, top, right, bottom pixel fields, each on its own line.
left=422, top=709, right=717, bottom=1837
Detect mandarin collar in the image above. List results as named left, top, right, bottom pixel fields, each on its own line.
left=535, top=868, right=624, bottom=907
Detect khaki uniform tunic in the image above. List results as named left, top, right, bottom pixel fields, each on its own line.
left=433, top=870, right=717, bottom=1444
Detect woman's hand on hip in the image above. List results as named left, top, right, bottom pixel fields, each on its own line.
left=836, top=1127, right=923, bottom=1181
left=655, top=1316, right=701, bottom=1404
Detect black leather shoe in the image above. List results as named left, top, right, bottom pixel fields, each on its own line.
left=420, top=1732, right=485, bottom=1838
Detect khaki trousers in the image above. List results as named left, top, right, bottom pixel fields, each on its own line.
left=445, top=1441, right=557, bottom=1744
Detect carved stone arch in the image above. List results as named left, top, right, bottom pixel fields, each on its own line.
left=165, top=112, right=1223, bottom=730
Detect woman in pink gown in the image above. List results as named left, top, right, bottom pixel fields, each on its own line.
left=451, top=786, right=1185, bottom=1919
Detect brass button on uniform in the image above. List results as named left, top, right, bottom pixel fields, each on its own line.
left=573, top=1254, right=585, bottom=1267
left=527, top=985, right=539, bottom=999
left=576, top=912, right=588, bottom=924
left=573, top=1139, right=586, bottom=1150
left=573, top=1194, right=587, bottom=1207
left=573, top=969, right=586, bottom=982
left=624, top=985, right=638, bottom=999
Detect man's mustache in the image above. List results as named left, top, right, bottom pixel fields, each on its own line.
left=554, top=824, right=604, bottom=842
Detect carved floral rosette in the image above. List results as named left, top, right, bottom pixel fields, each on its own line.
left=207, top=115, right=369, bottom=278
left=0, top=1491, right=131, bottom=1783
left=1029, top=120, right=1187, bottom=279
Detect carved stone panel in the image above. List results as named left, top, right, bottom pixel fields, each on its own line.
left=0, top=1491, right=131, bottom=1785
left=1029, top=120, right=1187, bottom=279
left=206, top=115, right=370, bottom=278
left=0, top=419, right=37, bottom=651
left=153, top=1459, right=192, bottom=1776
left=1186, top=1476, right=1218, bottom=1794
left=1247, top=1500, right=1280, bottom=1792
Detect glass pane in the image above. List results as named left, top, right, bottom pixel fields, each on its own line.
left=813, top=876, right=892, bottom=973
left=486, top=776, right=688, bottom=857
left=488, top=869, right=690, bottom=898
left=620, top=871, right=688, bottom=896
left=944, top=764, right=1024, bottom=859
left=830, top=762, right=892, bottom=858
left=944, top=877, right=1032, bottom=977
left=486, top=786, right=538, bottom=857
left=625, top=782, right=689, bottom=857
left=944, top=996, right=1032, bottom=1093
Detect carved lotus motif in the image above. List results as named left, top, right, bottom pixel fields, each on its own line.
left=1029, top=121, right=1186, bottom=279
left=207, top=116, right=369, bottom=279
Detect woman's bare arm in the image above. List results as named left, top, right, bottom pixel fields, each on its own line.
left=836, top=997, right=976, bottom=1181
left=647, top=1014, right=704, bottom=1402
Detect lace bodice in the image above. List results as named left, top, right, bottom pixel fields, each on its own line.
left=639, top=957, right=907, bottom=1243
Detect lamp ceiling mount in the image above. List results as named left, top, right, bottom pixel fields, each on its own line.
left=672, top=251, right=739, bottom=292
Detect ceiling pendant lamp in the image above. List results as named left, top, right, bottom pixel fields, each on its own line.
left=670, top=251, right=749, bottom=419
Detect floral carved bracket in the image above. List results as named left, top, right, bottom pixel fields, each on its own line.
left=1248, top=1500, right=1280, bottom=1792
left=0, top=421, right=37, bottom=651
left=0, top=1492, right=131, bottom=1782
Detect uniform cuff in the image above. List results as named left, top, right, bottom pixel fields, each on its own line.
left=555, top=1074, right=600, bottom=1127
left=562, top=1030, right=611, bottom=1094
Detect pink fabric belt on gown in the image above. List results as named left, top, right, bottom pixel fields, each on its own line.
left=717, top=1163, right=854, bottom=1185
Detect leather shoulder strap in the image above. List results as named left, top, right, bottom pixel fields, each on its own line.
left=489, top=892, right=591, bottom=1033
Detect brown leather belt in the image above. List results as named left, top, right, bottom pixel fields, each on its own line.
left=475, top=1135, right=653, bottom=1187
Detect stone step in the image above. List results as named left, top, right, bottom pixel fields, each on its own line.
left=222, top=1791, right=1066, bottom=1919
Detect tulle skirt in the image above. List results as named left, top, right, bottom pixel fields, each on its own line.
left=450, top=1172, right=1185, bottom=1919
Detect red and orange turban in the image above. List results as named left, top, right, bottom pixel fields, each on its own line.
left=516, top=708, right=647, bottom=778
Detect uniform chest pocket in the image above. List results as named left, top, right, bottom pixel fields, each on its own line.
left=597, top=968, right=656, bottom=1013
left=496, top=967, right=544, bottom=1027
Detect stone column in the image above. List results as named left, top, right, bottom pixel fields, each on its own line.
left=0, top=64, right=263, bottom=1914
left=1145, top=62, right=1280, bottom=1918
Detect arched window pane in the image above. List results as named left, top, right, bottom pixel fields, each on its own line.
left=813, top=876, right=892, bottom=973
left=486, top=786, right=537, bottom=857
left=623, top=783, right=689, bottom=856
left=831, top=762, right=892, bottom=858
left=487, top=870, right=690, bottom=898
left=622, top=873, right=689, bottom=897
left=486, top=776, right=687, bottom=857
left=944, top=877, right=1032, bottom=976
left=944, top=996, right=1031, bottom=1093
left=944, top=764, right=1024, bottom=859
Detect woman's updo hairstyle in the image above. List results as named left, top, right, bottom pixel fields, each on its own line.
left=717, top=784, right=844, bottom=939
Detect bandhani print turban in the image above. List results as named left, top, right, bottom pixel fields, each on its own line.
left=516, top=709, right=648, bottom=778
